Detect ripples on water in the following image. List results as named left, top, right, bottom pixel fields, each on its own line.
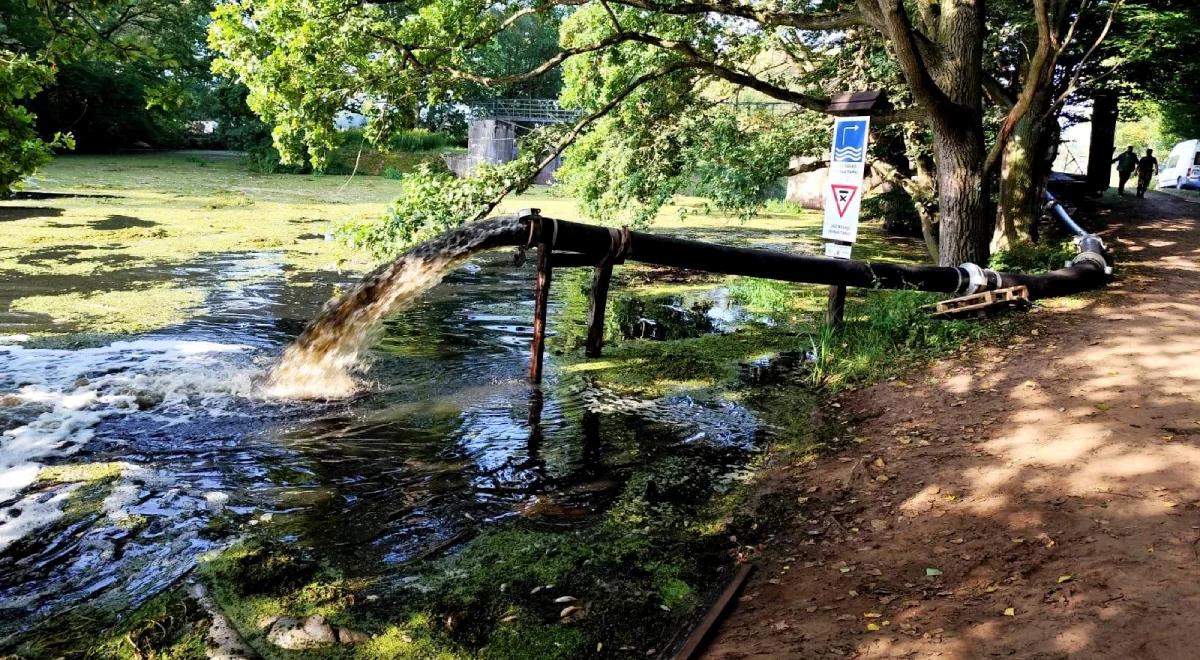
left=0, top=246, right=770, bottom=642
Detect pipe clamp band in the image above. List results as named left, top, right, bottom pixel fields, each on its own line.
left=519, top=208, right=541, bottom=248
left=959, top=262, right=987, bottom=295
left=1071, top=251, right=1108, bottom=271
left=600, top=226, right=631, bottom=266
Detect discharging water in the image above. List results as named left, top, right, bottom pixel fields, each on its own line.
left=268, top=216, right=524, bottom=398
left=0, top=224, right=794, bottom=645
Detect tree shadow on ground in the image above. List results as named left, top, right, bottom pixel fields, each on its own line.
left=0, top=207, right=64, bottom=222
left=10, top=191, right=120, bottom=201
left=707, top=192, right=1200, bottom=659
left=90, top=215, right=158, bottom=230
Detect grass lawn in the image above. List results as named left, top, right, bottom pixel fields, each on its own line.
left=0, top=152, right=925, bottom=337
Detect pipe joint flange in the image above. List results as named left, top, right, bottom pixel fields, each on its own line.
left=1071, top=250, right=1109, bottom=271
left=959, top=262, right=987, bottom=295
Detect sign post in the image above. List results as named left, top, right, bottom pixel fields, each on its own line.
left=821, top=114, right=871, bottom=328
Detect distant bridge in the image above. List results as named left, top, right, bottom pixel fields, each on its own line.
left=447, top=98, right=796, bottom=181
left=469, top=98, right=584, bottom=124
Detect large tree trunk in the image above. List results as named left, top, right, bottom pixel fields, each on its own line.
left=871, top=0, right=990, bottom=266
left=993, top=117, right=1037, bottom=252
left=992, top=103, right=1052, bottom=253
left=931, top=114, right=990, bottom=266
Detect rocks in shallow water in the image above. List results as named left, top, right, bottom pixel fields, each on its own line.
left=267, top=617, right=320, bottom=650
left=204, top=491, right=230, bottom=513
left=133, top=390, right=164, bottom=410
left=265, top=614, right=369, bottom=649
left=257, top=614, right=282, bottom=631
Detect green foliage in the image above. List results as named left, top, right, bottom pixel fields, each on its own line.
left=388, top=129, right=454, bottom=152
left=0, top=52, right=71, bottom=196
left=336, top=128, right=556, bottom=255
left=1109, top=3, right=1200, bottom=142
left=335, top=165, right=493, bottom=256
left=809, top=291, right=989, bottom=390
left=862, top=187, right=923, bottom=238
left=989, top=239, right=1076, bottom=274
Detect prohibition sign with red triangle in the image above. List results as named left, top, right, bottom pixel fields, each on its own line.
left=830, top=184, right=858, bottom=218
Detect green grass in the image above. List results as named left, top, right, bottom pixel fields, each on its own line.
left=12, top=587, right=211, bottom=659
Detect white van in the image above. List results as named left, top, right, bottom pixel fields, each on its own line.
left=1157, top=139, right=1200, bottom=190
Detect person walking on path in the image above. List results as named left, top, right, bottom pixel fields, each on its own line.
left=1113, top=146, right=1138, bottom=195
left=1137, top=148, right=1159, bottom=198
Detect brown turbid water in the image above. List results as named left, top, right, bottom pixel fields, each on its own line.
left=266, top=216, right=526, bottom=399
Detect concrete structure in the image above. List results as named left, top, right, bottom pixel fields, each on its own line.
left=785, top=157, right=828, bottom=209
left=450, top=99, right=583, bottom=182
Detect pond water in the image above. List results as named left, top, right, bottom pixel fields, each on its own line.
left=0, top=246, right=777, bottom=644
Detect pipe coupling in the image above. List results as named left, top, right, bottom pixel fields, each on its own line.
left=959, top=263, right=987, bottom=295
left=1071, top=250, right=1109, bottom=273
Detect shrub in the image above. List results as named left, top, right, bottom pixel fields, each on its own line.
left=862, top=187, right=923, bottom=238
left=389, top=129, right=451, bottom=152
left=989, top=239, right=1076, bottom=274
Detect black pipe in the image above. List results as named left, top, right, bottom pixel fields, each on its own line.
left=1045, top=190, right=1089, bottom=238
left=519, top=204, right=1111, bottom=300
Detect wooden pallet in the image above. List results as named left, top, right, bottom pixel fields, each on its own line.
left=922, top=285, right=1030, bottom=319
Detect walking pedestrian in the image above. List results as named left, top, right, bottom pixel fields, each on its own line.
left=1113, top=146, right=1138, bottom=196
left=1136, top=148, right=1159, bottom=198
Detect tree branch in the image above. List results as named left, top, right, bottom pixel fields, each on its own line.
left=983, top=0, right=1057, bottom=178
left=592, top=0, right=864, bottom=30
left=469, top=64, right=690, bottom=223
left=983, top=74, right=1016, bottom=110
left=1051, top=0, right=1123, bottom=110
left=870, top=0, right=950, bottom=113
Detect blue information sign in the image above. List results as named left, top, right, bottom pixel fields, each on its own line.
left=832, top=119, right=869, bottom=164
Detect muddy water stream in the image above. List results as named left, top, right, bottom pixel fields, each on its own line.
left=0, top=240, right=776, bottom=643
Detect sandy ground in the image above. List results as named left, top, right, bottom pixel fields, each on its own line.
left=705, top=192, right=1200, bottom=659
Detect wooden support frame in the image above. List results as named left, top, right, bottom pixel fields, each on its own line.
left=826, top=284, right=847, bottom=328
left=529, top=243, right=553, bottom=384
left=922, top=285, right=1030, bottom=319
left=584, top=264, right=613, bottom=358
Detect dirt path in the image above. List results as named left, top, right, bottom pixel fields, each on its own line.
left=705, top=192, right=1200, bottom=659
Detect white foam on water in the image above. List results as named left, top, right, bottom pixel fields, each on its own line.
left=0, top=339, right=263, bottom=551
left=0, top=484, right=81, bottom=552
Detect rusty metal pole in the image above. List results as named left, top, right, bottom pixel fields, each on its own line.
left=584, top=264, right=613, bottom=358
left=529, top=243, right=553, bottom=384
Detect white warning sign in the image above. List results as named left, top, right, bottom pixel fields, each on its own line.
left=822, top=116, right=870, bottom=244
